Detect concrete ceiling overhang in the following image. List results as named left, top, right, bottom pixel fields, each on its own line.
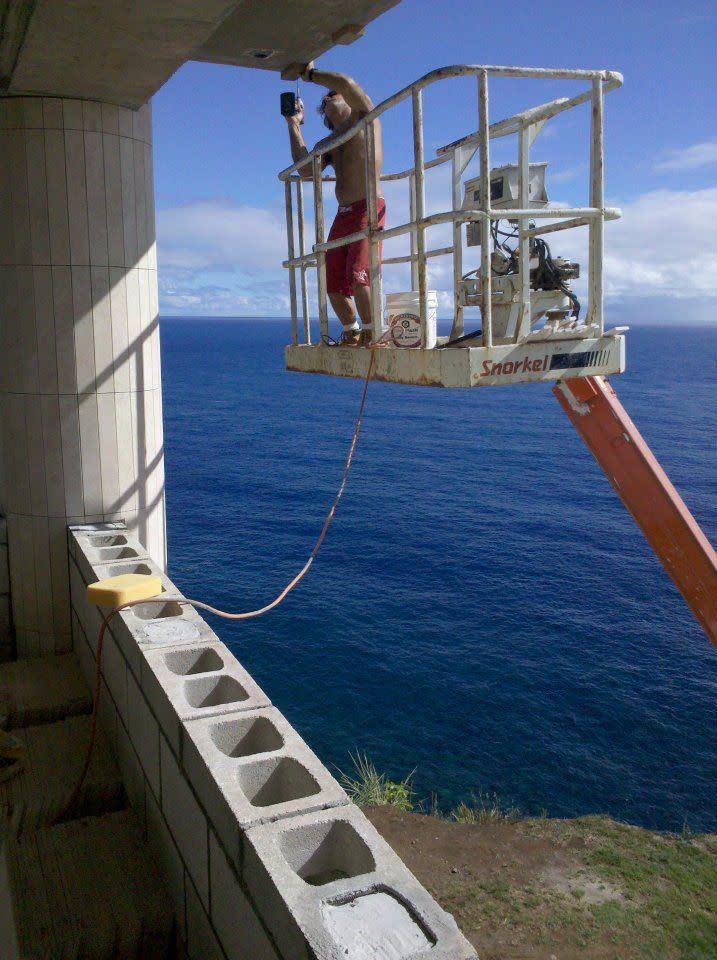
left=0, top=0, right=399, bottom=108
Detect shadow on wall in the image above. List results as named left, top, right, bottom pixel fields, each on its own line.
left=0, top=96, right=165, bottom=657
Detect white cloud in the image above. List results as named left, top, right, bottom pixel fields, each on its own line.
left=654, top=142, right=717, bottom=172
left=157, top=186, right=717, bottom=317
left=157, top=201, right=288, bottom=275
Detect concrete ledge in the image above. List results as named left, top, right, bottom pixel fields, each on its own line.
left=244, top=805, right=476, bottom=960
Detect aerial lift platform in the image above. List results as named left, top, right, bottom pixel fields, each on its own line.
left=277, top=65, right=717, bottom=648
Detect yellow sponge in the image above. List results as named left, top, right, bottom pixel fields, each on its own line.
left=87, top=573, right=164, bottom=608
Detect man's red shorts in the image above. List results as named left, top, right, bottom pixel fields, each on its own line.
left=325, top=198, right=386, bottom=297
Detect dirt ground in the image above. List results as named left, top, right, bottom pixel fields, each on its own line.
left=365, top=806, right=717, bottom=960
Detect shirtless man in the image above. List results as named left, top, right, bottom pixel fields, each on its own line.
left=282, top=61, right=384, bottom=346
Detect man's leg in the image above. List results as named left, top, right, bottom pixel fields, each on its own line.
left=352, top=282, right=372, bottom=328
left=348, top=200, right=386, bottom=344
left=328, top=292, right=357, bottom=327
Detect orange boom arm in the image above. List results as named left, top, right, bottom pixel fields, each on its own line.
left=555, top=376, right=717, bottom=648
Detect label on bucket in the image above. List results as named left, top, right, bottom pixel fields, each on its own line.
left=389, top=312, right=421, bottom=348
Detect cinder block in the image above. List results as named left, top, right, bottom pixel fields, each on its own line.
left=0, top=547, right=8, bottom=594
left=0, top=596, right=11, bottom=642
left=115, top=705, right=147, bottom=827
left=209, top=830, right=279, bottom=960
left=69, top=555, right=103, bottom=654
left=127, top=669, right=160, bottom=798
left=71, top=610, right=94, bottom=691
left=160, top=735, right=209, bottom=907
left=184, top=874, right=223, bottom=960
left=69, top=524, right=149, bottom=585
left=145, top=787, right=186, bottom=938
left=243, top=805, right=477, bottom=960
left=122, top=600, right=214, bottom=650
left=68, top=521, right=126, bottom=564
left=106, top=613, right=144, bottom=688
left=101, top=627, right=128, bottom=726
left=182, top=707, right=347, bottom=851
left=141, top=641, right=270, bottom=742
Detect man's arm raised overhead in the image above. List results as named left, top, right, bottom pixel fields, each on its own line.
left=282, top=61, right=374, bottom=116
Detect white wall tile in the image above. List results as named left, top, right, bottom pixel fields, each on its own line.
left=25, top=395, right=48, bottom=516
left=62, top=100, right=85, bottom=131
left=4, top=395, right=31, bottom=515
left=115, top=391, right=138, bottom=514
left=44, top=129, right=71, bottom=265
left=101, top=103, right=119, bottom=137
left=97, top=393, right=120, bottom=510
left=3, top=99, right=23, bottom=129
left=15, top=265, right=40, bottom=393
left=72, top=265, right=96, bottom=393
left=84, top=131, right=109, bottom=266
left=124, top=267, right=141, bottom=391
left=118, top=107, right=133, bottom=139
left=78, top=391, right=103, bottom=515
left=33, top=265, right=58, bottom=393
left=1, top=99, right=166, bottom=657
left=24, top=130, right=51, bottom=264
left=8, top=514, right=39, bottom=640
left=58, top=396, right=85, bottom=516
left=133, top=140, right=148, bottom=269
left=109, top=269, right=131, bottom=392
left=42, top=98, right=64, bottom=130
left=41, top=396, right=65, bottom=516
left=31, top=516, right=53, bottom=636
left=90, top=265, right=114, bottom=392
left=82, top=101, right=102, bottom=133
left=48, top=516, right=71, bottom=640
left=52, top=265, right=77, bottom=393
left=120, top=137, right=138, bottom=268
left=103, top=134, right=124, bottom=267
left=0, top=133, right=14, bottom=266
left=0, top=266, right=19, bottom=392
left=8, top=135, right=32, bottom=264
left=65, top=129, right=90, bottom=264
left=21, top=99, right=44, bottom=129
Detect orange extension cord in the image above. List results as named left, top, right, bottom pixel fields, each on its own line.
left=60, top=347, right=378, bottom=821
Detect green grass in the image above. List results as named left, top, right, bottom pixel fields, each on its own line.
left=449, top=791, right=522, bottom=825
left=337, top=752, right=415, bottom=810
left=344, top=754, right=717, bottom=959
left=572, top=815, right=717, bottom=958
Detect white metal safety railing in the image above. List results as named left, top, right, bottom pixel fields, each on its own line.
left=278, top=64, right=623, bottom=349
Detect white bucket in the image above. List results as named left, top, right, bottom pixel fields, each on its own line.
left=385, top=291, right=438, bottom=348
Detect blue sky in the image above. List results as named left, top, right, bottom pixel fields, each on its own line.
left=152, top=0, right=717, bottom=322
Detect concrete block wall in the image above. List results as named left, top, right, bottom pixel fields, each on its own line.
left=0, top=516, right=12, bottom=661
left=69, top=522, right=477, bottom=960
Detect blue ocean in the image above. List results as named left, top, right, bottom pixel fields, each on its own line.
left=162, top=320, right=716, bottom=833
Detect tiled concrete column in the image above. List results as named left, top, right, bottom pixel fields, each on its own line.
left=0, top=97, right=166, bottom=658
